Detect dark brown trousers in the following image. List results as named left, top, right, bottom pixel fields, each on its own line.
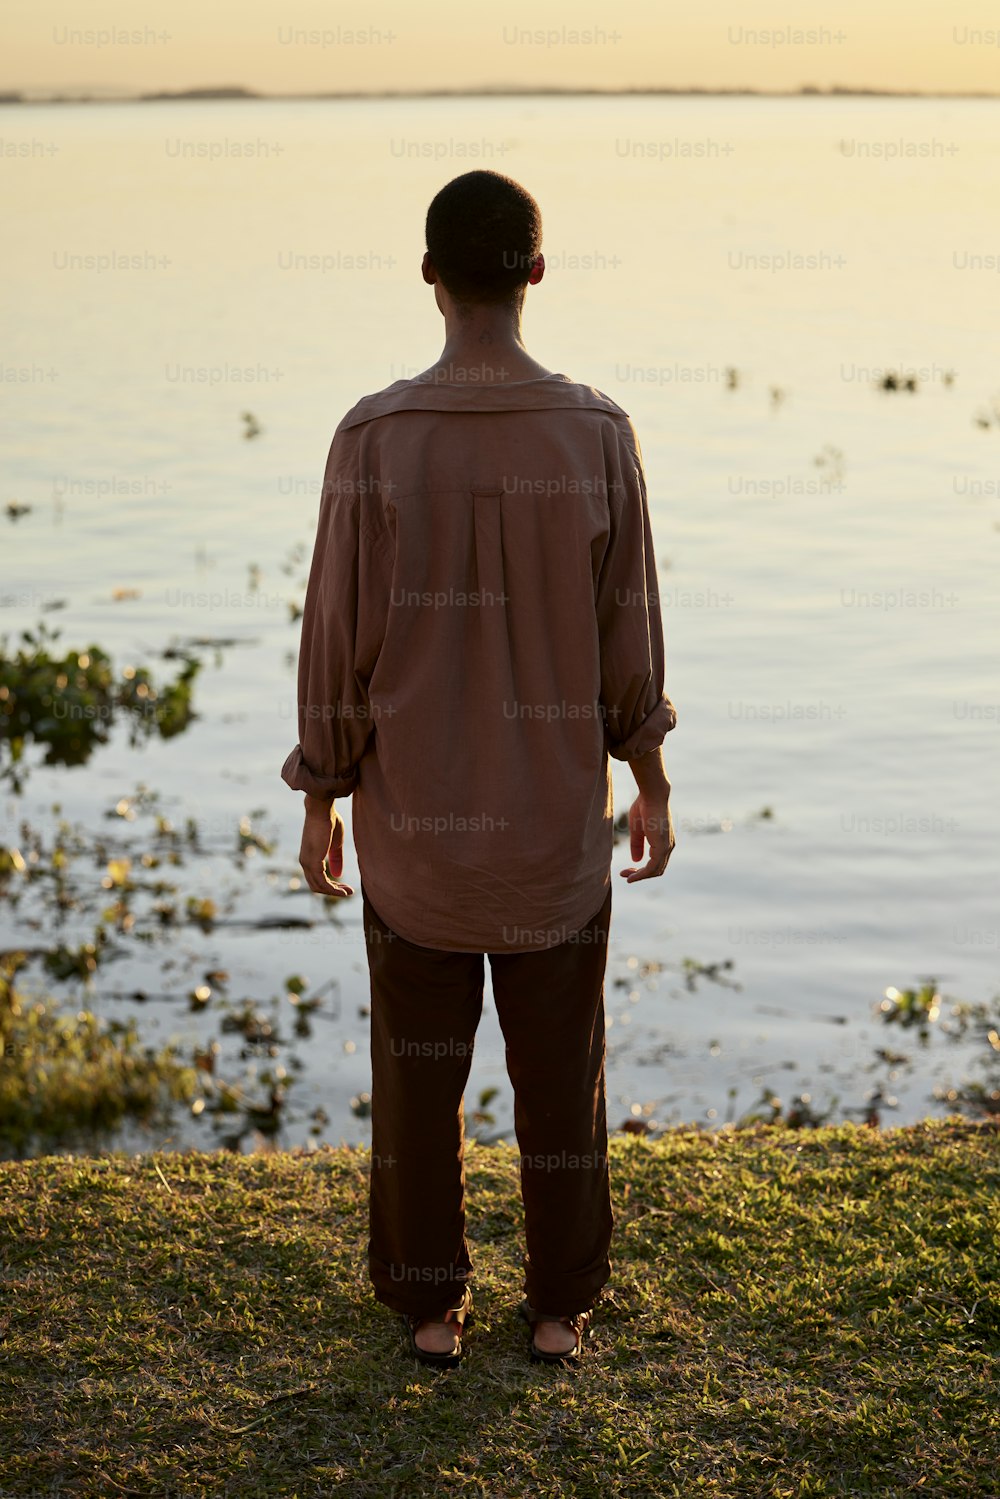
left=362, top=884, right=614, bottom=1320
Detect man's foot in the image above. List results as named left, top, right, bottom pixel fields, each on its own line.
left=402, top=1286, right=473, bottom=1370
left=414, top=1310, right=463, bottom=1356
left=531, top=1319, right=580, bottom=1356
left=519, top=1299, right=592, bottom=1364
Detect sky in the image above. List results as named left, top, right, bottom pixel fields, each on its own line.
left=4, top=0, right=1000, bottom=96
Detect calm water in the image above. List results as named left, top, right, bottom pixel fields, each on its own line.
left=2, top=95, right=999, bottom=1148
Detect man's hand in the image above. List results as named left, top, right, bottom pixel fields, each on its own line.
left=620, top=792, right=675, bottom=882
left=298, top=797, right=354, bottom=898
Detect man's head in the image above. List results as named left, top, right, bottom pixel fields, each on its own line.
left=423, top=170, right=543, bottom=312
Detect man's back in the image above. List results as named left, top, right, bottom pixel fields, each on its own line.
left=283, top=372, right=675, bottom=951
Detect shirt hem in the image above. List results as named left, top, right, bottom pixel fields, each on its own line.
left=360, top=877, right=613, bottom=954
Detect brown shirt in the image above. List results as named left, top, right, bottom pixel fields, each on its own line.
left=281, top=372, right=677, bottom=951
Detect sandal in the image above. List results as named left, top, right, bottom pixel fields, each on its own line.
left=518, top=1297, right=592, bottom=1366
left=401, top=1285, right=474, bottom=1372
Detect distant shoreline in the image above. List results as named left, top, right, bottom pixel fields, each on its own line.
left=2, top=85, right=1000, bottom=105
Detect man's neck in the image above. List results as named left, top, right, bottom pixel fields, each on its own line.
left=417, top=309, right=553, bottom=384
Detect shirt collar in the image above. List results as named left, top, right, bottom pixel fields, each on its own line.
left=337, top=372, right=627, bottom=430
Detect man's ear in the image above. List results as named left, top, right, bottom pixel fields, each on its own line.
left=421, top=252, right=436, bottom=285
left=527, top=254, right=545, bottom=286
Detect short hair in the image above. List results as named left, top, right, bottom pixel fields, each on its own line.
left=425, top=171, right=542, bottom=307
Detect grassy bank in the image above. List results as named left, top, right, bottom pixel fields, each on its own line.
left=0, top=1118, right=997, bottom=1498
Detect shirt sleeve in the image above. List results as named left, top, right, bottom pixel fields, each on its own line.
left=281, top=427, right=393, bottom=799
left=595, top=419, right=678, bottom=760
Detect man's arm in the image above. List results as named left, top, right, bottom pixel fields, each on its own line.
left=595, top=420, right=678, bottom=882
left=281, top=428, right=392, bottom=897
left=298, top=792, right=352, bottom=899
left=622, top=744, right=674, bottom=883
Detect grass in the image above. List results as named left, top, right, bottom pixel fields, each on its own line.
left=0, top=1117, right=997, bottom=1498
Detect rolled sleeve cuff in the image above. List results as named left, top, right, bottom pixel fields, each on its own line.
left=281, top=745, right=358, bottom=799
left=607, top=694, right=678, bottom=762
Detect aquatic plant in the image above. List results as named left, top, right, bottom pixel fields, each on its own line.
left=877, top=370, right=918, bottom=392
left=0, top=791, right=324, bottom=1153
left=0, top=621, right=201, bottom=791
left=0, top=950, right=201, bottom=1160
left=878, top=981, right=1000, bottom=1119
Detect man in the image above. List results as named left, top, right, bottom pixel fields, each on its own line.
left=282, top=170, right=676, bottom=1369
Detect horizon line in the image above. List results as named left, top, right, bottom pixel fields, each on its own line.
left=3, top=84, right=1000, bottom=104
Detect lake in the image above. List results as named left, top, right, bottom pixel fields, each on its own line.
left=2, top=93, right=998, bottom=1150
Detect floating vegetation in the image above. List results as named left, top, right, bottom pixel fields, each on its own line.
left=238, top=814, right=275, bottom=857
left=241, top=410, right=262, bottom=440
left=285, top=973, right=326, bottom=1037
left=266, top=538, right=311, bottom=622
left=185, top=895, right=218, bottom=930
left=879, top=982, right=942, bottom=1041
left=681, top=958, right=741, bottom=993
left=0, top=621, right=201, bottom=791
left=734, top=1088, right=838, bottom=1129
left=813, top=443, right=846, bottom=483
left=220, top=999, right=279, bottom=1053
left=878, top=370, right=918, bottom=392
left=42, top=931, right=115, bottom=983
left=161, top=635, right=256, bottom=670
left=972, top=397, right=1000, bottom=431
left=280, top=540, right=308, bottom=576
left=719, top=367, right=791, bottom=409
left=891, top=987, right=1000, bottom=1120
left=1, top=791, right=284, bottom=965
left=192, top=1064, right=297, bottom=1152
left=5, top=501, right=31, bottom=521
